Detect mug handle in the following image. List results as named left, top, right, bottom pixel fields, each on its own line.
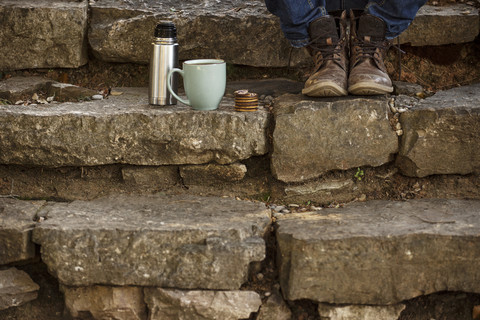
left=167, top=68, right=190, bottom=106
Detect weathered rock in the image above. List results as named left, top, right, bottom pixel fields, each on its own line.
left=144, top=288, right=261, bottom=320
left=88, top=0, right=307, bottom=68
left=399, top=4, right=479, bottom=46
left=0, top=0, right=88, bottom=70
left=0, top=87, right=270, bottom=167
left=0, top=77, right=51, bottom=102
left=180, top=163, right=247, bottom=186
left=276, top=199, right=480, bottom=304
left=61, top=285, right=146, bottom=320
left=396, top=83, right=480, bottom=177
left=0, top=268, right=39, bottom=310
left=284, top=179, right=355, bottom=202
left=33, top=194, right=270, bottom=288
left=46, top=83, right=98, bottom=102
left=271, top=94, right=398, bottom=183
left=121, top=165, right=180, bottom=186
left=256, top=289, right=292, bottom=320
left=0, top=198, right=45, bottom=265
left=317, top=304, right=405, bottom=320
left=393, top=81, right=424, bottom=97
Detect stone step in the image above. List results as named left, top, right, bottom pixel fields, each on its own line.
left=0, top=85, right=270, bottom=167
left=31, top=194, right=271, bottom=289
left=271, top=82, right=480, bottom=182
left=276, top=199, right=480, bottom=305
left=0, top=0, right=478, bottom=70
left=1, top=79, right=479, bottom=186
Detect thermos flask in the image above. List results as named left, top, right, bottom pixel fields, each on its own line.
left=149, top=21, right=179, bottom=105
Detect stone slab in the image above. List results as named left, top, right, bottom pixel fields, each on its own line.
left=88, top=2, right=478, bottom=68
left=0, top=268, right=39, bottom=310
left=0, top=0, right=88, bottom=70
left=276, top=199, right=480, bottom=304
left=399, top=4, right=479, bottom=46
left=180, top=163, right=247, bottom=186
left=32, top=194, right=271, bottom=289
left=317, top=304, right=405, bottom=320
left=144, top=288, right=262, bottom=320
left=271, top=94, right=398, bottom=183
left=396, top=83, right=480, bottom=177
left=61, top=285, right=146, bottom=320
left=0, top=199, right=45, bottom=265
left=121, top=165, right=180, bottom=186
left=0, top=87, right=270, bottom=167
left=88, top=0, right=307, bottom=68
left=0, top=77, right=52, bottom=102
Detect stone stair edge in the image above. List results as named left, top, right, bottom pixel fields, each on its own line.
left=0, top=1, right=478, bottom=70
left=1, top=81, right=480, bottom=180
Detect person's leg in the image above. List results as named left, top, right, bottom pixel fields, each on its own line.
left=265, top=0, right=352, bottom=96
left=365, top=0, right=428, bottom=39
left=347, top=0, right=427, bottom=95
left=264, top=0, right=328, bottom=48
left=301, top=10, right=349, bottom=96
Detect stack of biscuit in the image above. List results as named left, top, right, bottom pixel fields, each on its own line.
left=234, top=90, right=258, bottom=112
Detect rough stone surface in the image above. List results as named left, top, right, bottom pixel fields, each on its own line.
left=32, top=194, right=270, bottom=288
left=0, top=268, right=39, bottom=310
left=47, top=83, right=98, bottom=102
left=121, top=165, right=180, bottom=186
left=271, top=94, right=398, bottom=183
left=89, top=2, right=477, bottom=67
left=61, top=285, right=146, bottom=320
left=317, top=304, right=405, bottom=320
left=180, top=163, right=247, bottom=186
left=256, top=289, right=292, bottom=320
left=396, top=83, right=480, bottom=177
left=0, top=87, right=270, bottom=167
left=399, top=4, right=479, bottom=46
left=0, top=77, right=52, bottom=102
left=0, top=0, right=88, bottom=70
left=393, top=81, right=424, bottom=97
left=144, top=288, right=261, bottom=320
left=276, top=199, right=480, bottom=304
left=88, top=0, right=307, bottom=67
left=284, top=179, right=355, bottom=200
left=0, top=199, right=45, bottom=265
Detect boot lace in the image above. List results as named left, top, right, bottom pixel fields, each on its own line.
left=308, top=17, right=345, bottom=72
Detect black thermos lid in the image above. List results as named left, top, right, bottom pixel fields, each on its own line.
left=155, top=21, right=177, bottom=38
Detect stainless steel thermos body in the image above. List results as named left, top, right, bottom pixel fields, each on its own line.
left=149, top=22, right=179, bottom=105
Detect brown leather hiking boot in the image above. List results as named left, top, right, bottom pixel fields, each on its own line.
left=302, top=11, right=348, bottom=97
left=348, top=10, right=393, bottom=95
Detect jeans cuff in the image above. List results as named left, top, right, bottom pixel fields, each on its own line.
left=289, top=38, right=310, bottom=48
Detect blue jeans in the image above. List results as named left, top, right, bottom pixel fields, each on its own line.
left=264, top=0, right=428, bottom=47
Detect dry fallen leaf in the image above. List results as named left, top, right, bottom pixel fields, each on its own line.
left=32, top=93, right=39, bottom=101
left=110, top=90, right=123, bottom=96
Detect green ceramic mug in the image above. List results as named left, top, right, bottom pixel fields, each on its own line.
left=167, top=59, right=226, bottom=111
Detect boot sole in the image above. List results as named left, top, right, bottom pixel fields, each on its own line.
left=302, top=81, right=348, bottom=97
left=348, top=82, right=393, bottom=95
